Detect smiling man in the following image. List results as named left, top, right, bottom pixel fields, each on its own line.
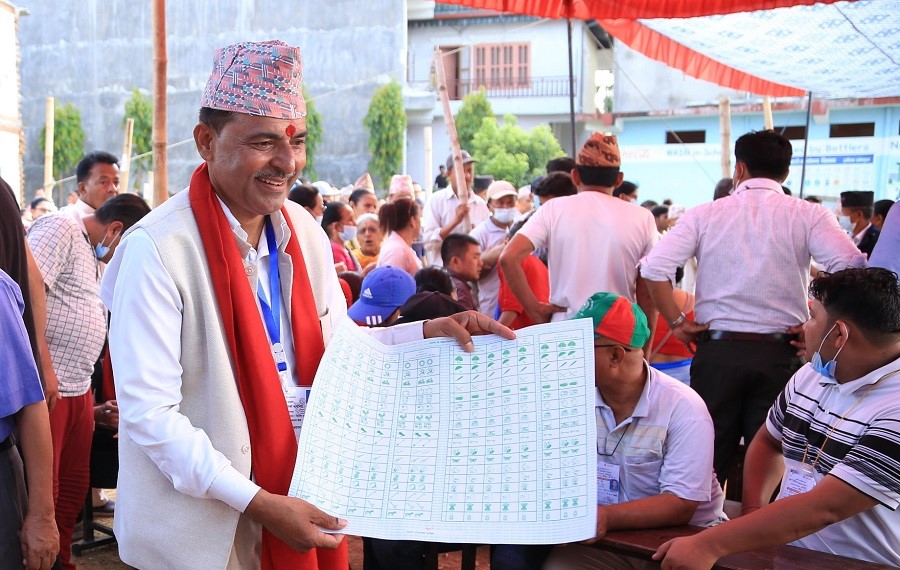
left=100, top=40, right=511, bottom=570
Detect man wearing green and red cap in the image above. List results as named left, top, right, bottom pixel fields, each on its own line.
left=539, top=292, right=725, bottom=569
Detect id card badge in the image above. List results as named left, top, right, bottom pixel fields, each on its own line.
left=782, top=465, right=818, bottom=498
left=283, top=385, right=312, bottom=440
left=596, top=460, right=621, bottom=505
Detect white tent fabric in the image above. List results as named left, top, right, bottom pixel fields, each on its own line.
left=639, top=0, right=900, bottom=98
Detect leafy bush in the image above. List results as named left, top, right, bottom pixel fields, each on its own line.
left=38, top=103, right=85, bottom=184
left=363, top=80, right=406, bottom=192
left=471, top=115, right=565, bottom=187
left=454, top=88, right=494, bottom=153
left=302, top=84, right=323, bottom=181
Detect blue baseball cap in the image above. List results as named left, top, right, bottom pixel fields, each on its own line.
left=347, top=266, right=416, bottom=326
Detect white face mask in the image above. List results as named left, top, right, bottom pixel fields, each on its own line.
left=837, top=215, right=854, bottom=232
left=493, top=208, right=517, bottom=225
left=339, top=225, right=357, bottom=242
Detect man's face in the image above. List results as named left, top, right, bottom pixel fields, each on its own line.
left=450, top=243, right=483, bottom=281
left=517, top=194, right=533, bottom=214
left=654, top=213, right=669, bottom=233
left=352, top=192, right=378, bottom=217
left=79, top=162, right=120, bottom=209
left=803, top=299, right=838, bottom=358
left=195, top=113, right=306, bottom=225
left=357, top=218, right=383, bottom=252
left=448, top=163, right=475, bottom=193
left=489, top=195, right=516, bottom=212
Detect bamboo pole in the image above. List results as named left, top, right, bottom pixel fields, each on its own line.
left=432, top=46, right=471, bottom=233
left=762, top=96, right=774, bottom=130
left=423, top=125, right=433, bottom=196
left=43, top=97, right=54, bottom=197
left=718, top=96, right=732, bottom=178
left=152, top=0, right=168, bottom=206
left=120, top=117, right=134, bottom=194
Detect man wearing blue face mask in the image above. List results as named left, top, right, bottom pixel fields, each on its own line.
left=26, top=193, right=150, bottom=568
left=655, top=267, right=900, bottom=568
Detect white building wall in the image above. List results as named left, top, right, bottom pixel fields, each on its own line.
left=0, top=1, right=22, bottom=201
left=613, top=41, right=750, bottom=114
left=407, top=16, right=604, bottom=188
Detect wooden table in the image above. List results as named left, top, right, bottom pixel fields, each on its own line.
left=597, top=526, right=895, bottom=570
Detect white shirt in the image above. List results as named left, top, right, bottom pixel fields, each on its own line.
left=421, top=187, right=490, bottom=266
left=766, top=357, right=900, bottom=565
left=376, top=231, right=422, bottom=276
left=595, top=364, right=726, bottom=526
left=641, top=179, right=867, bottom=333
left=852, top=223, right=872, bottom=246
left=469, top=217, right=509, bottom=318
left=59, top=198, right=95, bottom=233
left=101, top=200, right=424, bottom=514
left=518, top=191, right=658, bottom=321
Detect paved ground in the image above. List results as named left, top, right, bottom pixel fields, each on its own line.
left=74, top=523, right=491, bottom=569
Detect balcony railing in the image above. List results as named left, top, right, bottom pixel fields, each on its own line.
left=409, top=76, right=577, bottom=100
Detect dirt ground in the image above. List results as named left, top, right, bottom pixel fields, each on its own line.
left=74, top=521, right=491, bottom=569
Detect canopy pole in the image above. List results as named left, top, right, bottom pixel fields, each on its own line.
left=43, top=97, right=54, bottom=198
left=152, top=0, right=168, bottom=206
left=567, top=18, right=576, bottom=153
left=432, top=47, right=470, bottom=232
left=120, top=117, right=134, bottom=194
left=762, top=96, right=774, bottom=130
left=798, top=92, right=813, bottom=199
left=718, top=96, right=731, bottom=178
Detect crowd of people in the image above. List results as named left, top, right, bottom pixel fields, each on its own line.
left=1, top=38, right=898, bottom=570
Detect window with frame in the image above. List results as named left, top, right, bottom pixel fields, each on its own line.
left=473, top=43, right=530, bottom=90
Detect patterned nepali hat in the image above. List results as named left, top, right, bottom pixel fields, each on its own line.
left=354, top=173, right=375, bottom=193
left=577, top=133, right=621, bottom=168
left=573, top=292, right=649, bottom=348
left=389, top=174, right=414, bottom=196
left=201, top=40, right=306, bottom=119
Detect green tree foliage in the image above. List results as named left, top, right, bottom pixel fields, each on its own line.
left=454, top=88, right=494, bottom=152
left=363, top=80, right=406, bottom=192
left=302, top=84, right=323, bottom=181
left=471, top=115, right=565, bottom=187
left=123, top=89, right=153, bottom=190
left=39, top=103, right=85, bottom=183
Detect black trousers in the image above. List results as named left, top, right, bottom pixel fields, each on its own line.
left=690, top=338, right=803, bottom=484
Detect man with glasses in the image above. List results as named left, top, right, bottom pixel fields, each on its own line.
left=495, top=292, right=726, bottom=570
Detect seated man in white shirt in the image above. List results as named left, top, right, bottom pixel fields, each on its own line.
left=494, top=292, right=726, bottom=570
left=655, top=267, right=900, bottom=568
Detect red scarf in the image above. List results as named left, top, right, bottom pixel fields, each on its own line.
left=189, top=164, right=346, bottom=570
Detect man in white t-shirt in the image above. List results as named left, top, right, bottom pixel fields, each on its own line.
left=421, top=151, right=490, bottom=266
left=469, top=180, right=517, bottom=319
left=499, top=134, right=658, bottom=349
left=656, top=267, right=900, bottom=568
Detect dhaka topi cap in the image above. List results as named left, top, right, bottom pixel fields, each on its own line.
left=201, top=40, right=306, bottom=119
left=486, top=180, right=517, bottom=202
left=445, top=150, right=477, bottom=172
left=840, top=191, right=874, bottom=208
left=354, top=173, right=375, bottom=193
left=347, top=267, right=416, bottom=326
left=573, top=292, right=649, bottom=348
left=389, top=174, right=414, bottom=196
left=577, top=133, right=621, bottom=168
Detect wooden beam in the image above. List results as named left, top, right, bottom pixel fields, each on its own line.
left=718, top=96, right=732, bottom=178
left=43, top=97, right=54, bottom=194
left=432, top=46, right=470, bottom=232
left=120, top=117, right=134, bottom=194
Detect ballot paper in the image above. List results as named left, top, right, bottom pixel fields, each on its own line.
left=288, top=319, right=597, bottom=544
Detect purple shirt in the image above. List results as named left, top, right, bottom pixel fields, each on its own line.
left=0, top=270, right=44, bottom=441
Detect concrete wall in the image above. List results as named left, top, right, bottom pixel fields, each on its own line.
left=16, top=0, right=406, bottom=202
left=0, top=1, right=23, bottom=202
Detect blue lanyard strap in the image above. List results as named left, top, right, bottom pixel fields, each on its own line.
left=256, top=216, right=287, bottom=372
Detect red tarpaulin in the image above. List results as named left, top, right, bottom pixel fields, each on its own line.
left=440, top=0, right=846, bottom=95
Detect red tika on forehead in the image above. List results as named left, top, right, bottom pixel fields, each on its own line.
left=285, top=124, right=297, bottom=137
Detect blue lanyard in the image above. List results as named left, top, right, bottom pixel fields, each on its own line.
left=256, top=216, right=287, bottom=372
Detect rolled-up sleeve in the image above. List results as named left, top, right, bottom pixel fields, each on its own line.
left=640, top=210, right=701, bottom=284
